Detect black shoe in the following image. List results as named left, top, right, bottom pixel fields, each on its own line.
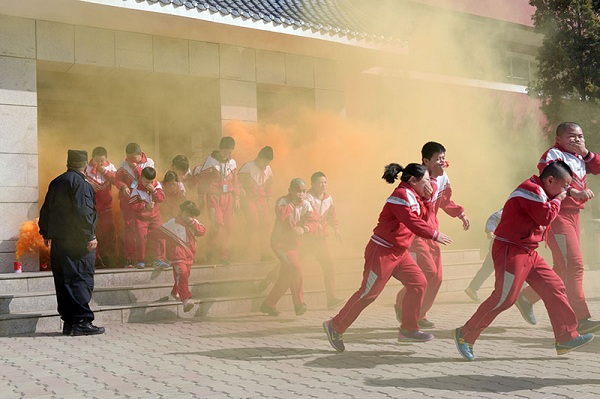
left=256, top=279, right=271, bottom=293
left=62, top=321, right=73, bottom=336
left=294, top=303, right=307, bottom=316
left=515, top=293, right=537, bottom=325
left=71, top=321, right=105, bottom=336
left=577, top=318, right=600, bottom=334
left=260, top=303, right=280, bottom=316
left=417, top=318, right=436, bottom=329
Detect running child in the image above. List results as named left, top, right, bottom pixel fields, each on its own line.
left=454, top=161, right=593, bottom=361
left=323, top=163, right=452, bottom=352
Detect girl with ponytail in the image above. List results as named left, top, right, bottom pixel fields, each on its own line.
left=323, top=162, right=452, bottom=352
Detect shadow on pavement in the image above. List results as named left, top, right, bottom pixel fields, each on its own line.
left=364, top=374, right=600, bottom=393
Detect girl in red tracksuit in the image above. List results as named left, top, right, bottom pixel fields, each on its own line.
left=128, top=167, right=165, bottom=269
left=454, top=161, right=592, bottom=361
left=85, top=146, right=117, bottom=268
left=323, top=163, right=452, bottom=352
left=158, top=200, right=206, bottom=313
left=115, top=143, right=154, bottom=267
left=260, top=178, right=319, bottom=317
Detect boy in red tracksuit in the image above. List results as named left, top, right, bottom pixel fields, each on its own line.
left=260, top=178, right=319, bottom=317
left=516, top=122, right=600, bottom=334
left=115, top=143, right=154, bottom=268
left=84, top=146, right=117, bottom=268
left=171, top=155, right=195, bottom=194
left=239, top=146, right=274, bottom=261
left=323, top=163, right=453, bottom=352
left=160, top=170, right=187, bottom=222
left=128, top=167, right=165, bottom=269
left=193, top=137, right=239, bottom=264
left=454, top=161, right=594, bottom=361
left=395, top=142, right=469, bottom=329
left=158, top=200, right=206, bottom=313
left=305, top=171, right=344, bottom=309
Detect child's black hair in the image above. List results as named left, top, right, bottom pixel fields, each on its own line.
left=421, top=141, right=446, bottom=160
left=540, top=160, right=573, bottom=180
left=219, top=136, right=235, bottom=150
left=179, top=200, right=201, bottom=217
left=171, top=155, right=189, bottom=171
left=126, top=142, right=142, bottom=155
left=142, top=166, right=156, bottom=180
left=382, top=163, right=427, bottom=184
left=163, top=170, right=179, bottom=183
left=311, top=171, right=326, bottom=184
left=556, top=122, right=582, bottom=136
left=92, top=146, right=108, bottom=158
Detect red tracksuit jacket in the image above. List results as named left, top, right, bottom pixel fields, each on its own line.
left=429, top=171, right=465, bottom=229
left=84, top=160, right=117, bottom=213
left=159, top=217, right=206, bottom=264
left=239, top=161, right=273, bottom=203
left=538, top=144, right=600, bottom=212
left=371, top=182, right=439, bottom=251
left=129, top=182, right=165, bottom=220
left=494, top=175, right=561, bottom=250
left=271, top=195, right=319, bottom=250
left=115, top=152, right=154, bottom=205
left=306, top=191, right=339, bottom=238
left=193, top=152, right=239, bottom=199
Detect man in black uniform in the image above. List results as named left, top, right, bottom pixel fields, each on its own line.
left=39, top=149, right=105, bottom=336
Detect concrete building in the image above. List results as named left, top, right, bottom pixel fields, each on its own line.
left=0, top=0, right=542, bottom=272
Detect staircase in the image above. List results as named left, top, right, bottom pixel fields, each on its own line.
left=0, top=249, right=483, bottom=336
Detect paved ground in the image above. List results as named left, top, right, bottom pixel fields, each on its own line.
left=1, top=294, right=600, bottom=399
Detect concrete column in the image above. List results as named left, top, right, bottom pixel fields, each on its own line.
left=0, top=15, right=39, bottom=272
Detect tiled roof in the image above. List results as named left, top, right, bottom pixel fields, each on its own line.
left=137, top=0, right=396, bottom=43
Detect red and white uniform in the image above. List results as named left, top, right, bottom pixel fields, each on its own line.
left=332, top=182, right=437, bottom=334
left=239, top=160, right=273, bottom=259
left=114, top=153, right=154, bottom=261
left=522, top=145, right=600, bottom=320
left=304, top=191, right=339, bottom=302
left=158, top=217, right=206, bottom=302
left=263, top=195, right=318, bottom=308
left=396, top=173, right=464, bottom=319
left=193, top=152, right=239, bottom=262
left=85, top=160, right=117, bottom=265
left=461, top=176, right=579, bottom=344
left=128, top=181, right=164, bottom=263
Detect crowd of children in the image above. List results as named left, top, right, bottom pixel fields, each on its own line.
left=70, top=121, right=600, bottom=360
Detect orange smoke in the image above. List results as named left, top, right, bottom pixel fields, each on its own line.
left=15, top=219, right=50, bottom=266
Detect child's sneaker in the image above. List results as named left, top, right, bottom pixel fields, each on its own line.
left=417, top=318, right=435, bottom=329
left=183, top=299, right=194, bottom=313
left=464, top=287, right=480, bottom=302
left=124, top=259, right=134, bottom=269
left=153, top=259, right=171, bottom=270
left=453, top=327, right=475, bottom=361
left=259, top=303, right=279, bottom=316
left=556, top=333, right=594, bottom=355
left=170, top=292, right=180, bottom=301
left=577, top=318, right=600, bottom=334
left=515, top=292, right=537, bottom=325
left=398, top=329, right=433, bottom=342
left=323, top=319, right=345, bottom=352
left=136, top=262, right=145, bottom=269
left=294, top=303, right=307, bottom=316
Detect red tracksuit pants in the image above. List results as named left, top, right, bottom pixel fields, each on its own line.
left=331, top=240, right=427, bottom=334
left=172, top=262, right=193, bottom=302
left=132, top=216, right=162, bottom=263
left=264, top=246, right=304, bottom=307
left=96, top=208, right=116, bottom=265
left=207, top=193, right=234, bottom=261
left=301, top=236, right=337, bottom=302
left=461, top=241, right=578, bottom=344
left=395, top=238, right=441, bottom=319
left=522, top=211, right=591, bottom=320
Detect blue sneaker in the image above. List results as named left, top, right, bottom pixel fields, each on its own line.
left=453, top=327, right=474, bottom=361
left=136, top=262, right=145, bottom=269
left=153, top=259, right=171, bottom=269
left=323, top=319, right=345, bottom=352
left=515, top=293, right=537, bottom=325
left=556, top=333, right=594, bottom=355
